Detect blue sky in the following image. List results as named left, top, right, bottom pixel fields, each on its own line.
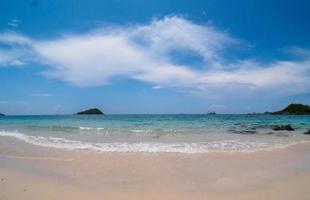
left=0, top=0, right=309, bottom=114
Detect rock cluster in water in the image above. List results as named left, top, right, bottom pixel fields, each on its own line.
left=272, top=124, right=295, bottom=131
left=76, top=108, right=104, bottom=115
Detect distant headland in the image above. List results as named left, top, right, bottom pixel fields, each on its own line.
left=271, top=104, right=310, bottom=115
left=246, top=104, right=310, bottom=115
left=0, top=113, right=4, bottom=116
left=76, top=108, right=104, bottom=115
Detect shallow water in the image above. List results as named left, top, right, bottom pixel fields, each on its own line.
left=0, top=114, right=309, bottom=153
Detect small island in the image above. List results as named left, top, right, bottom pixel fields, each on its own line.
left=272, top=104, right=310, bottom=115
left=207, top=112, right=216, bottom=115
left=247, top=112, right=261, bottom=115
left=0, top=113, right=4, bottom=116
left=76, top=108, right=104, bottom=115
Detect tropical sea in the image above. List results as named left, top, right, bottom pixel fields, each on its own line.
left=0, top=114, right=309, bottom=153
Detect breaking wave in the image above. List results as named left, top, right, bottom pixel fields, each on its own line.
left=0, top=131, right=305, bottom=153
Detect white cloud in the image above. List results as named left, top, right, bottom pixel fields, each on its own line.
left=35, top=35, right=149, bottom=86
left=196, top=60, right=310, bottom=97
left=127, top=16, right=236, bottom=63
left=0, top=16, right=309, bottom=99
left=32, top=16, right=234, bottom=87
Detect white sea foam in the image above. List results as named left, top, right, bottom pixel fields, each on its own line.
left=130, top=129, right=148, bottom=133
left=79, top=126, right=105, bottom=131
left=0, top=131, right=307, bottom=153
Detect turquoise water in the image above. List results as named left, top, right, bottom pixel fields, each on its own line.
left=0, top=115, right=309, bottom=153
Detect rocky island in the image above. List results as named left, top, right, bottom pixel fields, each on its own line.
left=0, top=113, right=4, bottom=116
left=272, top=104, right=310, bottom=115
left=76, top=108, right=104, bottom=115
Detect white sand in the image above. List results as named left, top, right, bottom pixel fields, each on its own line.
left=1, top=138, right=310, bottom=200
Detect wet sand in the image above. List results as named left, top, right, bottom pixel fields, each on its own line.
left=1, top=137, right=310, bottom=200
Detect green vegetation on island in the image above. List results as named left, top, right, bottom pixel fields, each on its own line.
left=272, top=104, right=310, bottom=115
left=76, top=108, right=104, bottom=115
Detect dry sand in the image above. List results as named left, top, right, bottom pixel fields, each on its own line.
left=0, top=138, right=310, bottom=200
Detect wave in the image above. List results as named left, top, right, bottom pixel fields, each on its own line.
left=0, top=131, right=307, bottom=153
left=26, top=125, right=79, bottom=131
left=23, top=125, right=187, bottom=137
left=79, top=126, right=105, bottom=131
left=25, top=125, right=108, bottom=132
left=26, top=125, right=150, bottom=133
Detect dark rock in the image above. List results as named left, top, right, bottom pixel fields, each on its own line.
left=304, top=130, right=310, bottom=135
left=272, top=104, right=310, bottom=115
left=76, top=108, right=104, bottom=115
left=230, top=129, right=257, bottom=134
left=242, top=130, right=257, bottom=134
left=272, top=124, right=295, bottom=131
left=272, top=125, right=281, bottom=131
left=0, top=113, right=4, bottom=116
left=282, top=125, right=295, bottom=131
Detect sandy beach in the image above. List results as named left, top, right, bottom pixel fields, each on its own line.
left=1, top=137, right=310, bottom=200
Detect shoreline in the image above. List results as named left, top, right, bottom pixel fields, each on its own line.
left=1, top=138, right=310, bottom=199
left=1, top=131, right=310, bottom=154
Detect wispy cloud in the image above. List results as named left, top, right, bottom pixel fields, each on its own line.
left=0, top=31, right=31, bottom=45
left=27, top=93, right=53, bottom=97
left=0, top=16, right=309, bottom=99
left=208, top=104, right=227, bottom=112
left=0, top=31, right=32, bottom=67
left=286, top=47, right=310, bottom=58
left=7, top=19, right=21, bottom=28
left=0, top=101, right=28, bottom=106
left=0, top=49, right=26, bottom=67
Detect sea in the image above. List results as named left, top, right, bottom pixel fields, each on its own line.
left=0, top=114, right=309, bottom=153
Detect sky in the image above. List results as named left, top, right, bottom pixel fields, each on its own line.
left=0, top=0, right=310, bottom=115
